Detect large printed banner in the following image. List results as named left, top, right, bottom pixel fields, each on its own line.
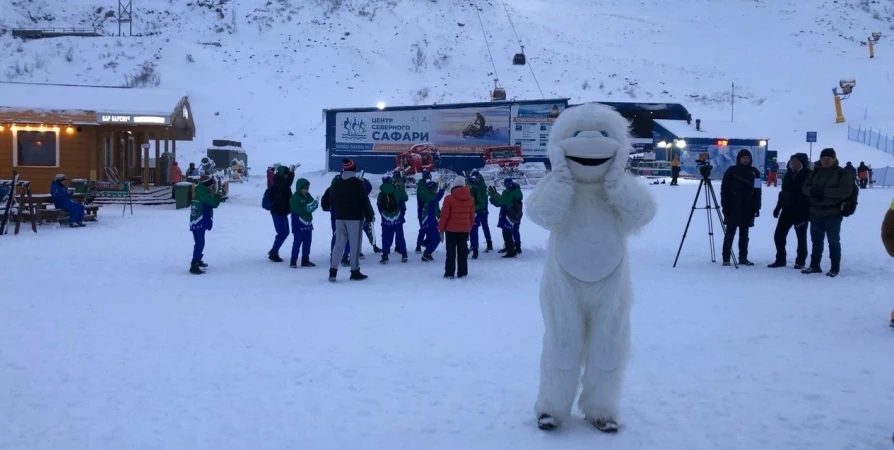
left=334, top=105, right=510, bottom=154
left=509, top=102, right=565, bottom=157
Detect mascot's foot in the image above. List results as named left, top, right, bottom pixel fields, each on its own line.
left=586, top=416, right=618, bottom=433
left=537, top=414, right=557, bottom=431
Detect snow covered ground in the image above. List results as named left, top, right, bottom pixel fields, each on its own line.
left=2, top=176, right=893, bottom=449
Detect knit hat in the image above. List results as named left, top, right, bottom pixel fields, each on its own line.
left=450, top=176, right=466, bottom=190
left=342, top=158, right=356, bottom=172
left=820, top=148, right=836, bottom=158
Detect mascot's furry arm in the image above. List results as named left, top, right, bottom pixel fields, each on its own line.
left=604, top=166, right=657, bottom=235
left=526, top=157, right=575, bottom=231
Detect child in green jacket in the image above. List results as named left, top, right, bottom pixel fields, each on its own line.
left=189, top=176, right=222, bottom=274
left=289, top=178, right=318, bottom=268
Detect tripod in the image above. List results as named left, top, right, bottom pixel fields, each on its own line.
left=672, top=174, right=738, bottom=268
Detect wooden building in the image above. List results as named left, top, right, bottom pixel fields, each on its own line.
left=0, top=82, right=195, bottom=193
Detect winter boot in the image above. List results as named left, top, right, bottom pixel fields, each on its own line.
left=359, top=252, right=365, bottom=259
left=340, top=256, right=350, bottom=267
left=380, top=254, right=389, bottom=264
left=444, top=273, right=455, bottom=279
left=421, top=253, right=434, bottom=262
left=197, top=260, right=208, bottom=268
left=189, top=260, right=205, bottom=275
left=400, top=252, right=408, bottom=263
left=722, top=261, right=731, bottom=266
left=516, top=243, right=522, bottom=254
left=349, top=269, right=368, bottom=281
left=502, top=249, right=517, bottom=258
left=498, top=247, right=508, bottom=254
left=485, top=242, right=494, bottom=253
left=69, top=223, right=78, bottom=228
left=587, top=416, right=619, bottom=434
left=739, top=258, right=754, bottom=266
left=537, top=414, right=557, bottom=431
left=290, top=258, right=298, bottom=268
left=77, top=222, right=86, bottom=227
left=767, top=260, right=785, bottom=268
left=793, top=263, right=806, bottom=270
left=301, top=259, right=316, bottom=267
left=826, top=260, right=840, bottom=278
left=802, top=256, right=822, bottom=274
left=268, top=251, right=283, bottom=262
left=415, top=245, right=422, bottom=254
left=472, top=249, right=479, bottom=260
left=328, top=268, right=337, bottom=282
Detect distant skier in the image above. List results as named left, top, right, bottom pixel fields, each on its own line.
left=189, top=175, right=222, bottom=274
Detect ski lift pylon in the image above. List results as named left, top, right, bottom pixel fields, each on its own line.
left=513, top=45, right=526, bottom=65
left=491, top=78, right=506, bottom=101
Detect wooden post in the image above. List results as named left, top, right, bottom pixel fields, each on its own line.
left=154, top=133, right=161, bottom=185
left=142, top=143, right=150, bottom=191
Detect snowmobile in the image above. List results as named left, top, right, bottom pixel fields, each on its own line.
left=396, top=143, right=440, bottom=190
left=460, top=123, right=495, bottom=138
left=483, top=146, right=530, bottom=187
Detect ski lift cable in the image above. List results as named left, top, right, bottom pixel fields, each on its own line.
left=499, top=0, right=544, bottom=98
left=472, top=0, right=501, bottom=84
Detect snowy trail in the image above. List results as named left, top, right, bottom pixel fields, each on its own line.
left=2, top=178, right=893, bottom=449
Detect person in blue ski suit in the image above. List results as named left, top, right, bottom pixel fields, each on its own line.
left=467, top=170, right=493, bottom=259
left=377, top=174, right=410, bottom=264
left=414, top=169, right=433, bottom=253
left=50, top=174, right=86, bottom=227
left=418, top=178, right=445, bottom=261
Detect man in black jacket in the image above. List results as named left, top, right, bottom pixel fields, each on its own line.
left=329, top=158, right=375, bottom=281
left=268, top=165, right=294, bottom=262
left=768, top=153, right=811, bottom=268
left=720, top=149, right=762, bottom=266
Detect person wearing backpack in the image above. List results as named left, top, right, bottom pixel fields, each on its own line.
left=488, top=178, right=524, bottom=258
left=189, top=175, right=222, bottom=274
left=289, top=178, right=318, bottom=268
left=418, top=178, right=446, bottom=262
left=801, top=148, right=855, bottom=277
left=439, top=176, right=476, bottom=278
left=768, top=153, right=811, bottom=269
left=267, top=165, right=294, bottom=262
left=467, top=170, right=494, bottom=259
left=414, top=169, right=433, bottom=253
left=377, top=175, right=410, bottom=264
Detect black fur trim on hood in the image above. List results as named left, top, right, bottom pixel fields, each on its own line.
left=736, top=149, right=753, bottom=166
left=790, top=152, right=809, bottom=169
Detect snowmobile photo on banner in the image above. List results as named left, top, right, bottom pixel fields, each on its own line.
left=460, top=112, right=495, bottom=138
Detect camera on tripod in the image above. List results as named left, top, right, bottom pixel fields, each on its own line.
left=695, top=152, right=712, bottom=179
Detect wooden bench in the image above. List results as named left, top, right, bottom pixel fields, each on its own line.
left=25, top=193, right=101, bottom=224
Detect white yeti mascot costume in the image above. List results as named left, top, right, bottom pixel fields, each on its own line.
left=526, top=102, right=656, bottom=433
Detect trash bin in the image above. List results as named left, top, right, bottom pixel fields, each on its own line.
left=174, top=182, right=193, bottom=209
left=70, top=178, right=88, bottom=194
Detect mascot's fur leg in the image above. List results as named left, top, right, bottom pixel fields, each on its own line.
left=534, top=259, right=586, bottom=425
left=578, top=257, right=632, bottom=425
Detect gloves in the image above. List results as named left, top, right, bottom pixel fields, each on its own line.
left=773, top=207, right=780, bottom=219
left=306, top=200, right=319, bottom=211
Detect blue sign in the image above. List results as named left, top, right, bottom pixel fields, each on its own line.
left=806, top=132, right=817, bottom=143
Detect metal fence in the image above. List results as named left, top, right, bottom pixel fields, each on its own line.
left=848, top=124, right=894, bottom=155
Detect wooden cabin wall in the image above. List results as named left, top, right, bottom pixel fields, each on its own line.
left=0, top=126, right=97, bottom=194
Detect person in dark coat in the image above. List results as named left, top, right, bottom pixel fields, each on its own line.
left=720, top=149, right=762, bottom=266
left=801, top=148, right=854, bottom=277
left=857, top=162, right=870, bottom=189
left=768, top=153, right=811, bottom=268
left=267, top=165, right=294, bottom=262
left=844, top=161, right=857, bottom=180
left=329, top=158, right=375, bottom=281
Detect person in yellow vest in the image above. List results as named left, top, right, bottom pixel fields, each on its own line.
left=882, top=197, right=894, bottom=326
left=670, top=155, right=681, bottom=186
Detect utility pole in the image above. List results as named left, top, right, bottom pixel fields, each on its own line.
left=118, top=0, right=133, bottom=37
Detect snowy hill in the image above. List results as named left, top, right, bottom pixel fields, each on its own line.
left=2, top=0, right=894, bottom=168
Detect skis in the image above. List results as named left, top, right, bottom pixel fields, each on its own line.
left=0, top=173, right=19, bottom=236
left=356, top=171, right=381, bottom=253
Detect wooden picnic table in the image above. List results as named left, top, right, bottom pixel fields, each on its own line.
left=25, top=191, right=102, bottom=224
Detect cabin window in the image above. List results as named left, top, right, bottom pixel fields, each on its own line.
left=128, top=136, right=136, bottom=169
left=103, top=137, right=113, bottom=168
left=14, top=130, right=59, bottom=167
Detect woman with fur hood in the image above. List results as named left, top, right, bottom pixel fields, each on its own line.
left=768, top=153, right=811, bottom=268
